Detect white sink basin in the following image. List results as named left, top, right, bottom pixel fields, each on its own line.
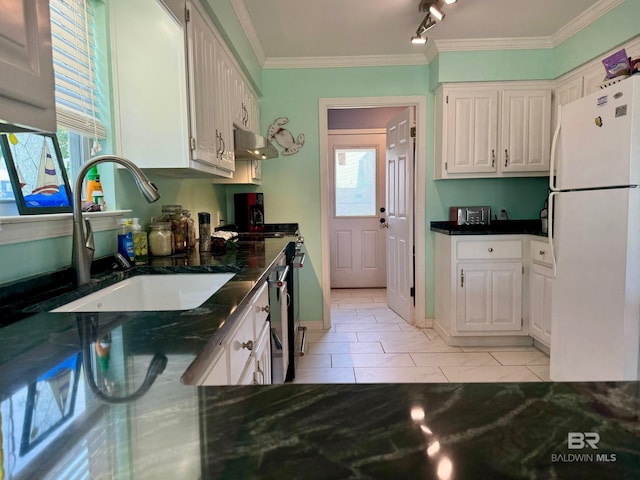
left=51, top=273, right=235, bottom=312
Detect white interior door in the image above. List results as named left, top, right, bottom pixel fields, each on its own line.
left=386, top=108, right=414, bottom=321
left=329, top=133, right=387, bottom=288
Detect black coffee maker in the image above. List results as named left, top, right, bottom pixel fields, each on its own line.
left=234, top=193, right=264, bottom=232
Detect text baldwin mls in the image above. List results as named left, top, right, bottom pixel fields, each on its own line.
left=551, top=432, right=617, bottom=463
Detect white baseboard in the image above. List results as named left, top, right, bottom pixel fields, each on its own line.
left=433, top=321, right=534, bottom=347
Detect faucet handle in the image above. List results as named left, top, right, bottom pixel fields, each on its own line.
left=84, top=218, right=95, bottom=265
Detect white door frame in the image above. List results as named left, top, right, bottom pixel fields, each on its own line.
left=319, top=96, right=427, bottom=330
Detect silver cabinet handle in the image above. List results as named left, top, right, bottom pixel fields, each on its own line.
left=488, top=247, right=493, bottom=252
left=242, top=340, right=254, bottom=351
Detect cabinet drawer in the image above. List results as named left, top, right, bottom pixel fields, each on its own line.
left=226, top=306, right=255, bottom=384
left=530, top=239, right=553, bottom=266
left=457, top=240, right=522, bottom=260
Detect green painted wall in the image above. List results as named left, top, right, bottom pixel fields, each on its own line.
left=435, top=49, right=554, bottom=86
left=255, top=66, right=550, bottom=321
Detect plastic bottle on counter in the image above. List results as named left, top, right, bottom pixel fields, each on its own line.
left=117, top=218, right=135, bottom=264
left=131, top=217, right=148, bottom=265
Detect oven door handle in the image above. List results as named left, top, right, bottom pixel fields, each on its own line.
left=269, top=265, right=289, bottom=288
left=296, top=326, right=307, bottom=357
left=294, top=252, right=306, bottom=268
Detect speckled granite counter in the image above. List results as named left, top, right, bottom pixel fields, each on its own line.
left=431, top=219, right=547, bottom=237
left=1, top=238, right=639, bottom=479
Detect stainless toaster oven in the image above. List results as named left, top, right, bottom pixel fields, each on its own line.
left=449, top=206, right=491, bottom=226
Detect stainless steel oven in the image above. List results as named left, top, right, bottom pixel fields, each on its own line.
left=286, top=238, right=306, bottom=381
left=268, top=255, right=289, bottom=384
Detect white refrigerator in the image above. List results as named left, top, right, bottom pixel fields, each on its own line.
left=549, top=74, right=640, bottom=381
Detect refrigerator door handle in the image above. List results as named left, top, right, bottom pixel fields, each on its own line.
left=549, top=106, right=562, bottom=193
left=548, top=191, right=558, bottom=278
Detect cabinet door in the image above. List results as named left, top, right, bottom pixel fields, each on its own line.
left=243, top=88, right=259, bottom=132
left=252, top=323, right=272, bottom=385
left=111, top=0, right=190, bottom=169
left=200, top=345, right=228, bottom=385
left=0, top=0, right=56, bottom=132
left=444, top=90, right=498, bottom=174
left=529, top=264, right=553, bottom=346
left=186, top=1, right=218, bottom=166
left=231, top=68, right=245, bottom=127
left=501, top=89, right=551, bottom=172
left=456, top=262, right=522, bottom=332
left=213, top=41, right=235, bottom=173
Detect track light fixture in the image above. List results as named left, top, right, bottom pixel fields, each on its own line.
left=411, top=0, right=457, bottom=45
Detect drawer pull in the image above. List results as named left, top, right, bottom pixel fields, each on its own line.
left=242, top=340, right=254, bottom=351
left=488, top=247, right=493, bottom=252
left=539, top=250, right=546, bottom=255
left=258, top=305, right=270, bottom=313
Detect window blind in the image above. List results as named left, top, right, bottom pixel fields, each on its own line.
left=49, top=0, right=106, bottom=139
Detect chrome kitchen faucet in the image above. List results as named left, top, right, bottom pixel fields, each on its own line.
left=72, top=155, right=160, bottom=285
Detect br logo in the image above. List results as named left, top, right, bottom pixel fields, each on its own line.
left=568, top=432, right=600, bottom=449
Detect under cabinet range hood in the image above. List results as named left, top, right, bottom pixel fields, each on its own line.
left=233, top=128, right=278, bottom=160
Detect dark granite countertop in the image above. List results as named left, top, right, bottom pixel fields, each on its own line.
left=0, top=236, right=292, bottom=395
left=431, top=219, right=547, bottom=237
left=2, top=238, right=639, bottom=479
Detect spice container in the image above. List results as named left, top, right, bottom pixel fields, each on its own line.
left=198, top=212, right=211, bottom=252
left=148, top=222, right=173, bottom=257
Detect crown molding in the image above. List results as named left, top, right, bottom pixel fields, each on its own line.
left=551, top=0, right=624, bottom=47
left=435, top=36, right=553, bottom=52
left=263, top=54, right=428, bottom=70
left=230, top=0, right=266, bottom=66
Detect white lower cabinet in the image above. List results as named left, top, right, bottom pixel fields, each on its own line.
left=529, top=239, right=553, bottom=348
left=434, top=234, right=527, bottom=343
left=456, top=262, right=523, bottom=332
left=200, top=281, right=271, bottom=385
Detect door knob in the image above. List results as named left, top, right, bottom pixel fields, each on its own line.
left=379, top=218, right=389, bottom=229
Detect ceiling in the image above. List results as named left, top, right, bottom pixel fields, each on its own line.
left=237, top=0, right=612, bottom=65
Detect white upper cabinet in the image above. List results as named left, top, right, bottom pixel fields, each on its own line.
left=435, top=82, right=552, bottom=179
left=0, top=0, right=56, bottom=132
left=441, top=89, right=499, bottom=175
left=111, top=0, right=251, bottom=178
left=212, top=37, right=235, bottom=172
left=500, top=89, right=552, bottom=173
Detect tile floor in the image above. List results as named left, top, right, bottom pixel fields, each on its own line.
left=292, top=288, right=551, bottom=384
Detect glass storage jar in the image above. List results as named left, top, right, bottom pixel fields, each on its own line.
left=159, top=204, right=196, bottom=252
left=148, top=222, right=173, bottom=257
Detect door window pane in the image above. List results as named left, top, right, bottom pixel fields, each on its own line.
left=335, top=147, right=376, bottom=217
